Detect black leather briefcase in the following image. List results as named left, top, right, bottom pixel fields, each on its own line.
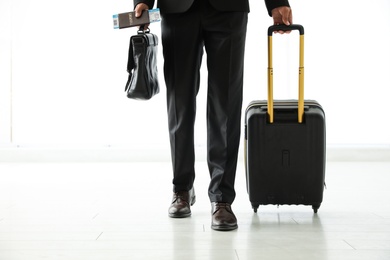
left=125, top=28, right=159, bottom=100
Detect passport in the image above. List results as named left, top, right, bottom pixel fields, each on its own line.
left=113, top=9, right=161, bottom=29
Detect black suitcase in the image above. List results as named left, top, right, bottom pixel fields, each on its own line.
left=244, top=24, right=326, bottom=213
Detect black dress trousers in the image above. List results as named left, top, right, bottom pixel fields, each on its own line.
left=161, top=0, right=248, bottom=204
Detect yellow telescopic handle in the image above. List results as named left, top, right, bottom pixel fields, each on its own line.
left=267, top=24, right=305, bottom=123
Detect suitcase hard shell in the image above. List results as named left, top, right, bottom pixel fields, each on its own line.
left=244, top=25, right=326, bottom=213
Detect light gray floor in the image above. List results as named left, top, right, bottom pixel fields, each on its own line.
left=0, top=160, right=389, bottom=260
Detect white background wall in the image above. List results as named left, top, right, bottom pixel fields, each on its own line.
left=1, top=0, right=390, bottom=159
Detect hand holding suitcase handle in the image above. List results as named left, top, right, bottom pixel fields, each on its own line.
left=268, top=24, right=304, bottom=36
left=267, top=24, right=305, bottom=123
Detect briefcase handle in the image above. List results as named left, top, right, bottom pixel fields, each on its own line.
left=137, top=25, right=150, bottom=34
left=267, top=24, right=305, bottom=123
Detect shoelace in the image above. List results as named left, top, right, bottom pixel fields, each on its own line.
left=215, top=202, right=230, bottom=208
left=213, top=203, right=232, bottom=214
left=172, top=192, right=189, bottom=203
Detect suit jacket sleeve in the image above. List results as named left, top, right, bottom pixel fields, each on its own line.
left=265, top=0, right=290, bottom=16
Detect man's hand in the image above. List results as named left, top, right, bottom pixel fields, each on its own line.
left=271, top=6, right=293, bottom=34
left=134, top=3, right=150, bottom=30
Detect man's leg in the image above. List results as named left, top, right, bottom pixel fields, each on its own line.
left=201, top=1, right=248, bottom=230
left=161, top=7, right=204, bottom=217
left=203, top=9, right=248, bottom=205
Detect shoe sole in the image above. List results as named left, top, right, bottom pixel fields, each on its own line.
left=169, top=212, right=191, bottom=218
left=211, top=224, right=238, bottom=231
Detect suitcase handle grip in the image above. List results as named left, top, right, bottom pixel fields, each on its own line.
left=267, top=24, right=304, bottom=36
left=267, top=24, right=305, bottom=123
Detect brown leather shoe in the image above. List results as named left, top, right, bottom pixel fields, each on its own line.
left=168, top=187, right=196, bottom=218
left=211, top=202, right=238, bottom=231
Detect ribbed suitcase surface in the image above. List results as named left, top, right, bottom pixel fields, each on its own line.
left=244, top=100, right=326, bottom=213
left=244, top=24, right=326, bottom=213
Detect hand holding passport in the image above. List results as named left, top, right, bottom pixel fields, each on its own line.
left=113, top=8, right=160, bottom=29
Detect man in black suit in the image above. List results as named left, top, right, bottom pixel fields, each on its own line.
left=134, top=0, right=292, bottom=231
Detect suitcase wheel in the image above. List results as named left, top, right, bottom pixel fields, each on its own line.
left=312, top=204, right=321, bottom=213
left=251, top=203, right=259, bottom=213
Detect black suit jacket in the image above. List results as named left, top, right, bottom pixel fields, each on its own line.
left=134, top=0, right=290, bottom=15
